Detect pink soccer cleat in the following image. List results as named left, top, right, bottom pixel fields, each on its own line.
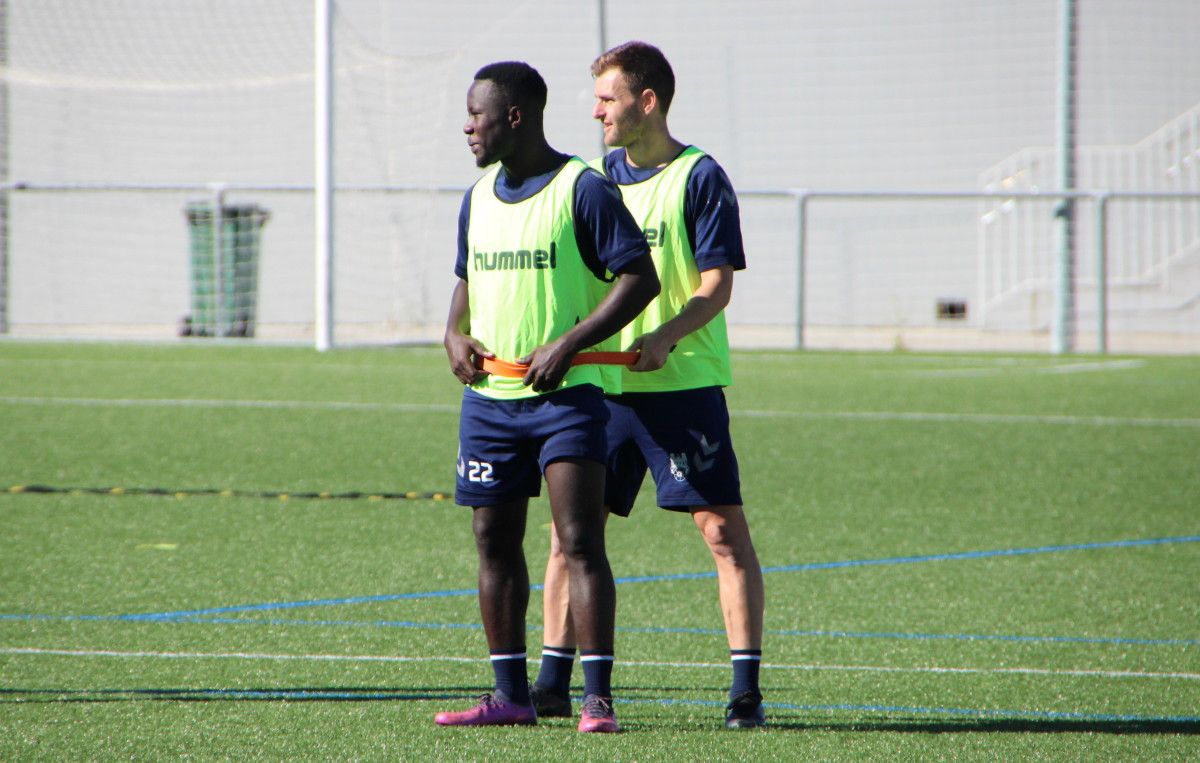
left=577, top=694, right=619, bottom=733
left=434, top=694, right=537, bottom=727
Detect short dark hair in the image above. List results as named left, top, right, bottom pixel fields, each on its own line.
left=591, top=41, right=675, bottom=114
left=473, top=61, right=548, bottom=113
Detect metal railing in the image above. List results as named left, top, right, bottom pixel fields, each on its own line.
left=2, top=182, right=1197, bottom=354
left=747, top=188, right=1200, bottom=353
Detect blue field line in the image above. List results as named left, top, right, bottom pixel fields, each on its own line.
left=190, top=616, right=483, bottom=631
left=120, top=533, right=1200, bottom=621
left=117, top=589, right=480, bottom=621
left=0, top=613, right=486, bottom=630
left=626, top=697, right=1200, bottom=725
left=759, top=534, right=1200, bottom=576
left=0, top=687, right=461, bottom=702
left=620, top=625, right=1200, bottom=647
left=767, top=629, right=1200, bottom=647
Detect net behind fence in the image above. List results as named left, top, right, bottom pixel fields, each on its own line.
left=1, top=1, right=1197, bottom=352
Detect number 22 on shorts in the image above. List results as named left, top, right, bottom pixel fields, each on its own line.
left=457, top=450, right=494, bottom=483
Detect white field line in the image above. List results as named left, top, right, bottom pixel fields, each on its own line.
left=735, top=408, right=1200, bottom=428
left=0, top=350, right=446, bottom=371
left=0, top=646, right=474, bottom=664
left=906, top=359, right=1146, bottom=378
left=3, top=647, right=1196, bottom=681
left=0, top=396, right=457, bottom=414
left=2, top=395, right=1196, bottom=428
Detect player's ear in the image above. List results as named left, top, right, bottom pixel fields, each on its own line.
left=507, top=104, right=522, bottom=129
left=640, top=88, right=657, bottom=116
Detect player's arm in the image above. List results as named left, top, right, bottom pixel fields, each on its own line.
left=443, top=278, right=493, bottom=385
left=630, top=157, right=745, bottom=372
left=443, top=191, right=493, bottom=385
left=628, top=265, right=733, bottom=372
left=521, top=170, right=659, bottom=392
left=521, top=256, right=658, bottom=391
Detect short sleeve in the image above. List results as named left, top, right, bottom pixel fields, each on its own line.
left=685, top=157, right=747, bottom=272
left=573, top=168, right=651, bottom=278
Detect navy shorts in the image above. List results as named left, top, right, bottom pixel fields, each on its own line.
left=455, top=384, right=609, bottom=507
left=604, top=386, right=742, bottom=516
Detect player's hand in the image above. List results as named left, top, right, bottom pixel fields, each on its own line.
left=519, top=339, right=574, bottom=393
left=444, top=330, right=492, bottom=385
left=627, top=331, right=672, bottom=372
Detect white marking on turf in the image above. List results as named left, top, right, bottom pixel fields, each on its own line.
left=4, top=647, right=1197, bottom=681
left=3, top=396, right=1194, bottom=428
left=0, top=647, right=474, bottom=664
left=735, top=408, right=1200, bottom=428
left=0, top=396, right=457, bottom=414
left=907, top=359, right=1145, bottom=378
left=625, top=659, right=1200, bottom=681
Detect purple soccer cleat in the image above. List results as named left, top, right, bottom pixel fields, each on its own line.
left=434, top=694, right=537, bottom=727
left=577, top=694, right=619, bottom=733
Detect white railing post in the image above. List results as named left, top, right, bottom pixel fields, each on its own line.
left=1094, top=192, right=1109, bottom=355
left=1053, top=0, right=1078, bottom=355
left=794, top=190, right=809, bottom=350
left=314, top=0, right=334, bottom=352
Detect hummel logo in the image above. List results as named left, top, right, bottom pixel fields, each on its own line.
left=473, top=241, right=558, bottom=271
left=691, top=434, right=720, bottom=473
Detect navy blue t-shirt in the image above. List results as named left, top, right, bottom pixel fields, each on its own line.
left=455, top=154, right=649, bottom=281
left=601, top=147, right=747, bottom=273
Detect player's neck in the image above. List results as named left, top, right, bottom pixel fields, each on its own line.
left=623, top=128, right=684, bottom=170
left=502, top=139, right=563, bottom=182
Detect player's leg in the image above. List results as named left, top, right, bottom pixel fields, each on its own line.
left=690, top=504, right=767, bottom=728
left=436, top=393, right=539, bottom=727
left=533, top=393, right=643, bottom=720
left=544, top=456, right=619, bottom=732
left=434, top=499, right=538, bottom=726
left=631, top=387, right=766, bottom=728
left=691, top=505, right=763, bottom=649
left=530, top=518, right=578, bottom=717
left=473, top=500, right=532, bottom=679
left=541, top=520, right=575, bottom=647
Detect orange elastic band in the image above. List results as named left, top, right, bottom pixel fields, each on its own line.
left=474, top=351, right=640, bottom=379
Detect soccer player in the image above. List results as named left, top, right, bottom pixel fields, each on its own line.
left=437, top=61, right=659, bottom=733
left=531, top=41, right=767, bottom=729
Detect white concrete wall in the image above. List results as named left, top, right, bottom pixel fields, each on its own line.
left=4, top=0, right=1199, bottom=345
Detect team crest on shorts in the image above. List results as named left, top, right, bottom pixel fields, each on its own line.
left=669, top=452, right=690, bottom=482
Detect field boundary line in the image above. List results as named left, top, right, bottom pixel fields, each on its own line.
left=0, top=647, right=475, bottom=663
left=737, top=408, right=1200, bottom=428
left=3, top=614, right=1196, bottom=648
left=0, top=396, right=457, bottom=413
left=759, top=535, right=1200, bottom=575
left=4, top=647, right=1197, bottom=681
left=109, top=534, right=1200, bottom=620
left=626, top=697, right=1200, bottom=725
left=4, top=394, right=1198, bottom=428
left=905, top=359, right=1146, bottom=378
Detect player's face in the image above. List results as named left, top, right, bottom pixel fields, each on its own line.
left=464, top=79, right=512, bottom=168
left=593, top=68, right=646, bottom=149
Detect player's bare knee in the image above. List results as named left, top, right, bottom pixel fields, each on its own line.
left=560, top=535, right=603, bottom=563
left=696, top=510, right=753, bottom=561
left=472, top=521, right=524, bottom=561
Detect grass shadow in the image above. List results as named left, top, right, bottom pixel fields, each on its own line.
left=769, top=715, right=1200, bottom=735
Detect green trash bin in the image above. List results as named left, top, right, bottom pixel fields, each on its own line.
left=183, top=203, right=269, bottom=338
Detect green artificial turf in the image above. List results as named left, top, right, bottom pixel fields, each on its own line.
left=1, top=342, right=1197, bottom=760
